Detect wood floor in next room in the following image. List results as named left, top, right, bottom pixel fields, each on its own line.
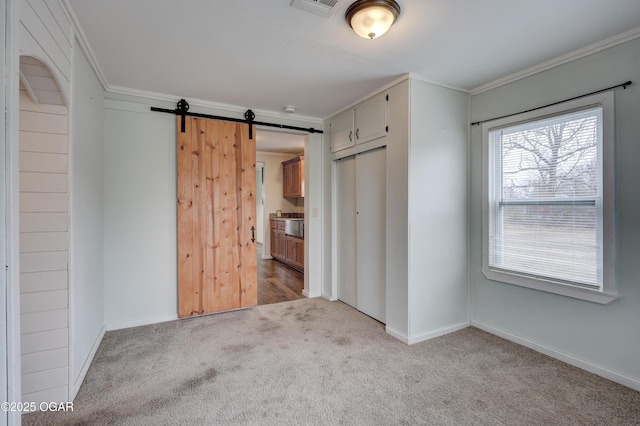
left=257, top=243, right=304, bottom=305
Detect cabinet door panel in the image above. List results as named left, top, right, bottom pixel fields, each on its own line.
left=356, top=148, right=386, bottom=323
left=290, top=159, right=303, bottom=197
left=331, top=109, right=355, bottom=153
left=335, top=156, right=357, bottom=308
left=295, top=238, right=304, bottom=269
left=282, top=162, right=291, bottom=198
left=270, top=223, right=277, bottom=258
left=282, top=157, right=304, bottom=198
left=276, top=230, right=286, bottom=260
left=285, top=236, right=304, bottom=270
left=355, top=92, right=387, bottom=145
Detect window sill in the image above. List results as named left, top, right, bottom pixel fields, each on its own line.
left=481, top=266, right=618, bottom=305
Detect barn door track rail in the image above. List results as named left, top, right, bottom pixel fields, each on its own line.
left=150, top=99, right=323, bottom=139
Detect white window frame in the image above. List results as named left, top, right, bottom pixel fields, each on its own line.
left=481, top=92, right=617, bottom=304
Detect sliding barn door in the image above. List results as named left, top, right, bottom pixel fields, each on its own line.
left=177, top=116, right=257, bottom=318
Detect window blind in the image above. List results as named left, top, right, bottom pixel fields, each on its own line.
left=488, top=107, right=603, bottom=289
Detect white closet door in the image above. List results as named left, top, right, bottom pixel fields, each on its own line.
left=356, top=148, right=386, bottom=323
left=335, top=156, right=357, bottom=308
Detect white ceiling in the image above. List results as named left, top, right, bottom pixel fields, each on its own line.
left=67, top=0, right=640, bottom=119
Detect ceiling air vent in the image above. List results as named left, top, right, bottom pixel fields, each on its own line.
left=291, top=0, right=339, bottom=18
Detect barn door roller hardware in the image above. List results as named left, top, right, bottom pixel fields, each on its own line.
left=150, top=99, right=323, bottom=139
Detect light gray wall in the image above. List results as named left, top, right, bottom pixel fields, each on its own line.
left=384, top=80, right=410, bottom=338
left=70, top=41, right=105, bottom=393
left=304, top=133, right=325, bottom=298
left=103, top=100, right=177, bottom=329
left=469, top=38, right=640, bottom=387
left=408, top=80, right=469, bottom=338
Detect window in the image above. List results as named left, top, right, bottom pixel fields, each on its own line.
left=482, top=92, right=616, bottom=304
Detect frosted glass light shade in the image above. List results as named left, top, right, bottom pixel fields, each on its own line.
left=346, top=0, right=401, bottom=40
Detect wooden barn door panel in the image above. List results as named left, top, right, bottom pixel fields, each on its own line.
left=177, top=116, right=257, bottom=318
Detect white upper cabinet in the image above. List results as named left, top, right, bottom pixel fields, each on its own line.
left=330, top=91, right=388, bottom=155
left=330, top=108, right=355, bottom=153
left=355, top=92, right=387, bottom=145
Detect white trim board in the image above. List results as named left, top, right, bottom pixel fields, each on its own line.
left=71, top=325, right=105, bottom=400
left=322, top=293, right=337, bottom=302
left=386, top=322, right=471, bottom=345
left=106, top=314, right=178, bottom=331
left=472, top=320, right=640, bottom=392
left=108, top=85, right=324, bottom=125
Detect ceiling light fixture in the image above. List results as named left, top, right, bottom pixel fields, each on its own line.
left=345, top=0, right=401, bottom=40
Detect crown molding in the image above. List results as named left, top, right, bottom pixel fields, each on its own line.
left=60, top=0, right=109, bottom=90
left=470, top=26, right=640, bottom=96
left=107, top=85, right=324, bottom=125
left=407, top=73, right=469, bottom=94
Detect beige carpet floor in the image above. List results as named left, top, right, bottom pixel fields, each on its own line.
left=24, top=298, right=640, bottom=425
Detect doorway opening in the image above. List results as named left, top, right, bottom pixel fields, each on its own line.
left=255, top=129, right=306, bottom=305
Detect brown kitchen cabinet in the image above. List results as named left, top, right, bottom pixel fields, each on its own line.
left=285, top=235, right=304, bottom=270
left=282, top=156, right=304, bottom=198
left=270, top=220, right=278, bottom=259
left=274, top=221, right=286, bottom=261
left=270, top=219, right=304, bottom=272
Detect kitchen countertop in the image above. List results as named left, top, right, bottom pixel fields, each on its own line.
left=270, top=217, right=304, bottom=221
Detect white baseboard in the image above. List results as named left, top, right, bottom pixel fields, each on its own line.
left=322, top=292, right=337, bottom=301
left=107, top=314, right=178, bottom=331
left=386, top=321, right=471, bottom=345
left=71, top=324, right=106, bottom=400
left=472, top=320, right=640, bottom=392
left=385, top=326, right=410, bottom=344
left=407, top=321, right=471, bottom=345
left=301, top=288, right=322, bottom=298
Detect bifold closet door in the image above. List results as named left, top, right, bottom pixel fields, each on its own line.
left=335, top=155, right=357, bottom=307
left=355, top=148, right=386, bottom=323
left=335, top=148, right=386, bottom=323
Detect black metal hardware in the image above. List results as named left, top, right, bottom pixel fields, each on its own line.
left=386, top=94, right=389, bottom=101
left=386, top=125, right=389, bottom=133
left=245, top=109, right=256, bottom=139
left=356, top=128, right=359, bottom=139
left=151, top=99, right=324, bottom=139
left=176, top=99, right=189, bottom=133
left=349, top=131, right=352, bottom=142
left=251, top=226, right=256, bottom=243
left=471, top=81, right=633, bottom=126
